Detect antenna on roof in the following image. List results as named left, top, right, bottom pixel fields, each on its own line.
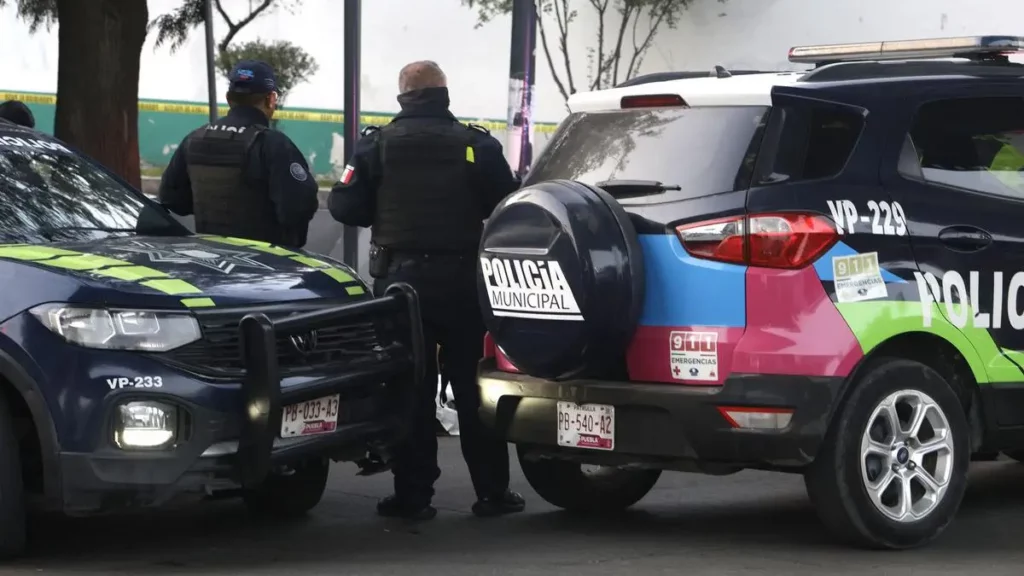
left=713, top=65, right=733, bottom=78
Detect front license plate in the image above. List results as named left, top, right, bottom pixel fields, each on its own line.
left=280, top=394, right=340, bottom=438
left=556, top=402, right=615, bottom=451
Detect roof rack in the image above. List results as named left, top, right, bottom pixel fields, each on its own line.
left=789, top=35, right=1024, bottom=66
left=798, top=59, right=1024, bottom=83
left=615, top=68, right=772, bottom=88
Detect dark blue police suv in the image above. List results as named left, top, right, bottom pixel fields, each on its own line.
left=0, top=118, right=422, bottom=557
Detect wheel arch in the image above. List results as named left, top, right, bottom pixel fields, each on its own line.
left=836, top=330, right=985, bottom=451
left=0, top=348, right=62, bottom=506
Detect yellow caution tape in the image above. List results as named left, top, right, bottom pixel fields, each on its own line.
left=1, top=90, right=559, bottom=133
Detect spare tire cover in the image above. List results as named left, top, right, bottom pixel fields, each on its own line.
left=477, top=179, right=645, bottom=380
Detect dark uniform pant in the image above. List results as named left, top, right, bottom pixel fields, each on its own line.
left=374, top=254, right=510, bottom=506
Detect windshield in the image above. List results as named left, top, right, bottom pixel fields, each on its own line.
left=525, top=106, right=769, bottom=203
left=0, top=135, right=184, bottom=243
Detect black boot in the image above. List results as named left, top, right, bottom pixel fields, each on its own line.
left=376, top=494, right=437, bottom=521
left=471, top=490, right=526, bottom=518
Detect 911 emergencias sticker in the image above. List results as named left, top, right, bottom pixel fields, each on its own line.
left=833, top=252, right=888, bottom=303
left=669, top=331, right=718, bottom=381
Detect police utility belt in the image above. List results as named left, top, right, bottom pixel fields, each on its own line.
left=368, top=244, right=476, bottom=279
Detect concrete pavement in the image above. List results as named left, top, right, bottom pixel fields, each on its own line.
left=8, top=439, right=1024, bottom=575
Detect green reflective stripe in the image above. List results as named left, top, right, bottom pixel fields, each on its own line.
left=0, top=245, right=79, bottom=260
left=180, top=297, right=216, bottom=308
left=345, top=285, right=366, bottom=296
left=202, top=236, right=297, bottom=256
left=92, top=265, right=170, bottom=282
left=142, top=278, right=202, bottom=295
left=291, top=255, right=330, bottom=269
left=321, top=267, right=356, bottom=283
left=44, top=254, right=132, bottom=271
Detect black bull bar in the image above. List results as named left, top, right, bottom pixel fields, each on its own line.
left=235, top=283, right=424, bottom=486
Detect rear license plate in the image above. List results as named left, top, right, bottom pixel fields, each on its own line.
left=281, top=394, right=340, bottom=438
left=556, top=402, right=615, bottom=451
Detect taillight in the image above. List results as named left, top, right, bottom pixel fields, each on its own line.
left=621, top=94, right=687, bottom=108
left=483, top=333, right=496, bottom=359
left=675, top=213, right=838, bottom=269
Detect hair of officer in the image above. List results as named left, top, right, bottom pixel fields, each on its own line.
left=225, top=91, right=272, bottom=109
left=398, top=61, right=447, bottom=94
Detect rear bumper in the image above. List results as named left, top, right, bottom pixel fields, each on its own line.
left=478, top=360, right=844, bottom=469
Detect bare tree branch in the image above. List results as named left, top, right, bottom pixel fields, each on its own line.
left=626, top=1, right=671, bottom=80
left=216, top=0, right=274, bottom=51
left=609, top=2, right=635, bottom=86
left=552, top=0, right=577, bottom=95
left=534, top=1, right=569, bottom=101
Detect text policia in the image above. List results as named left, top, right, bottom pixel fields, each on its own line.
left=916, top=270, right=1024, bottom=329
left=479, top=256, right=582, bottom=321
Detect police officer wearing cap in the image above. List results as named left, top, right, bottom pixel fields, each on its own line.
left=159, top=60, right=319, bottom=247
left=0, top=100, right=35, bottom=129
left=328, top=60, right=522, bottom=520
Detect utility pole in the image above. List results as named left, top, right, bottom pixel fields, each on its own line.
left=203, top=0, right=218, bottom=123
left=506, top=0, right=537, bottom=178
left=342, top=0, right=362, bottom=268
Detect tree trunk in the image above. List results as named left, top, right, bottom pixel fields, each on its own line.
left=54, top=0, right=148, bottom=189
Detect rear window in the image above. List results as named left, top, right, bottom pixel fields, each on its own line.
left=524, top=106, right=768, bottom=202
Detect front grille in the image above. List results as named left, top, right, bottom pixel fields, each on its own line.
left=161, top=301, right=389, bottom=378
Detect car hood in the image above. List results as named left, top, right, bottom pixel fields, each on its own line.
left=0, top=234, right=368, bottom=308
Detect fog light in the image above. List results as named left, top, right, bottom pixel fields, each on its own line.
left=115, top=401, right=177, bottom=449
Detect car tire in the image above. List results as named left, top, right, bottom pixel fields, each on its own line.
left=242, top=458, right=329, bottom=518
left=517, top=446, right=660, bottom=513
left=805, top=357, right=969, bottom=549
left=0, top=393, right=26, bottom=559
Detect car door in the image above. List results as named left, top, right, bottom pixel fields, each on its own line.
left=880, top=85, right=1024, bottom=424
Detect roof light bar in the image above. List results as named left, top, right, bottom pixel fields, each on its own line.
left=788, top=35, right=1024, bottom=65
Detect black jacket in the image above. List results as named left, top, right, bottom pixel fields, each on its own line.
left=327, top=87, right=520, bottom=233
left=158, top=106, right=319, bottom=248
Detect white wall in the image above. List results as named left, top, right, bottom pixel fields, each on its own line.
left=582, top=0, right=1024, bottom=77
left=6, top=0, right=1024, bottom=128
left=1, top=0, right=567, bottom=122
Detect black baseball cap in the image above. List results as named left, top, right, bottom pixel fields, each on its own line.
left=0, top=100, right=35, bottom=129
left=228, top=60, right=278, bottom=94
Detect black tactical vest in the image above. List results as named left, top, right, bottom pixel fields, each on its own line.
left=183, top=122, right=280, bottom=243
left=371, top=122, right=482, bottom=252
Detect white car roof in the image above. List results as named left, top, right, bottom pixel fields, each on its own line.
left=567, top=72, right=805, bottom=113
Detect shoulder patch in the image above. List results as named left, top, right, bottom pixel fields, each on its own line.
left=467, top=123, right=490, bottom=135
left=360, top=125, right=380, bottom=136
left=289, top=162, right=308, bottom=182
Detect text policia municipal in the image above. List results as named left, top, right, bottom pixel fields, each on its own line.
left=916, top=270, right=1024, bottom=329
left=479, top=257, right=583, bottom=320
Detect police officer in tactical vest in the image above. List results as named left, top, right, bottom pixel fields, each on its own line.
left=159, top=60, right=319, bottom=247
left=328, top=61, right=522, bottom=520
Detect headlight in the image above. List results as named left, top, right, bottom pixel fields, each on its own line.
left=114, top=401, right=177, bottom=449
left=29, top=304, right=201, bottom=351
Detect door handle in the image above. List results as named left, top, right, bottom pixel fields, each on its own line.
left=938, top=226, right=992, bottom=252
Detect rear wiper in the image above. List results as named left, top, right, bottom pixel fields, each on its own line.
left=595, top=179, right=682, bottom=198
